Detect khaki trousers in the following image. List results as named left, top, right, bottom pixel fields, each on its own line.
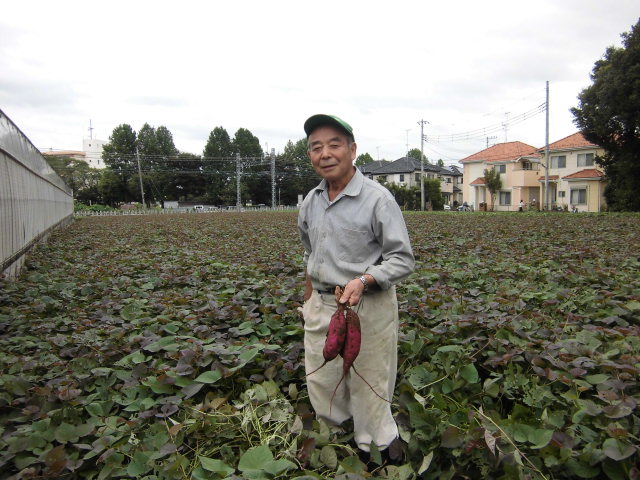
left=302, top=287, right=399, bottom=452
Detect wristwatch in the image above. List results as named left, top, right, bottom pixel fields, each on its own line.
left=357, top=275, right=368, bottom=292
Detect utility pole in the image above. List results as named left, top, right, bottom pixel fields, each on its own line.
left=418, top=120, right=429, bottom=211
left=270, top=148, right=276, bottom=208
left=136, top=146, right=145, bottom=207
left=405, top=130, right=410, bottom=160
left=544, top=81, right=550, bottom=211
left=236, top=153, right=241, bottom=209
left=88, top=119, right=94, bottom=139
left=503, top=112, right=511, bottom=142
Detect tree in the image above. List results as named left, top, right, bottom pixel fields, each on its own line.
left=277, top=139, right=317, bottom=206
left=382, top=181, right=420, bottom=210
left=203, top=127, right=234, bottom=205
left=483, top=168, right=502, bottom=211
left=408, top=148, right=429, bottom=163
left=233, top=128, right=266, bottom=205
left=436, top=159, right=445, bottom=167
left=424, top=179, right=444, bottom=210
left=136, top=123, right=179, bottom=207
left=571, top=19, right=640, bottom=211
left=44, top=155, right=101, bottom=204
left=102, top=124, right=138, bottom=204
left=355, top=153, right=374, bottom=166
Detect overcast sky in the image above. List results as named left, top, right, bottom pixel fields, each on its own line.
left=1, top=1, right=638, bottom=165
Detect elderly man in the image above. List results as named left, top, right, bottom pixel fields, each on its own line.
left=298, top=114, right=415, bottom=464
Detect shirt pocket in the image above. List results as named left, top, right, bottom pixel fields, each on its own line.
left=336, top=227, right=371, bottom=263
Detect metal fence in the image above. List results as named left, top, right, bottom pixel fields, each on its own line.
left=74, top=205, right=298, bottom=217
left=0, top=108, right=74, bottom=279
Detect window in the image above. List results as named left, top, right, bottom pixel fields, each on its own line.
left=495, top=165, right=506, bottom=174
left=399, top=174, right=405, bottom=182
left=446, top=178, right=451, bottom=183
left=551, top=155, right=566, bottom=168
left=577, top=153, right=595, bottom=167
left=571, top=188, right=587, bottom=204
left=415, top=173, right=420, bottom=182
left=499, top=191, right=511, bottom=205
left=521, top=160, right=532, bottom=170
left=558, top=191, right=565, bottom=198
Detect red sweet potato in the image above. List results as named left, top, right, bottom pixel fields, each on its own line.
left=306, top=287, right=346, bottom=376
left=328, top=304, right=390, bottom=415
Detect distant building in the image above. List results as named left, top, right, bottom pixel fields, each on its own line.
left=82, top=137, right=107, bottom=168
left=358, top=157, right=463, bottom=207
left=459, top=133, right=605, bottom=212
left=41, top=137, right=107, bottom=169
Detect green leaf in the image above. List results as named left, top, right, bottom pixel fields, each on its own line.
left=264, top=458, right=296, bottom=476
left=460, top=363, right=479, bottom=383
left=528, top=428, right=554, bottom=449
left=319, top=445, right=338, bottom=468
left=194, top=370, right=222, bottom=384
left=199, top=456, right=235, bottom=475
left=238, top=445, right=273, bottom=471
left=55, top=423, right=79, bottom=443
left=602, top=438, right=636, bottom=461
left=584, top=373, right=609, bottom=384
left=239, top=347, right=261, bottom=363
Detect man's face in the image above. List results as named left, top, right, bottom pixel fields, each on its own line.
left=307, top=125, right=357, bottom=183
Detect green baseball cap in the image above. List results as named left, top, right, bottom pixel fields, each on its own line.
left=304, top=114, right=354, bottom=140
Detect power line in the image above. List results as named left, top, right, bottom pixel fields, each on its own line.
left=426, top=103, right=546, bottom=143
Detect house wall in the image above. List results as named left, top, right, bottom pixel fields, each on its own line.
left=544, top=147, right=605, bottom=210
left=462, top=162, right=485, bottom=207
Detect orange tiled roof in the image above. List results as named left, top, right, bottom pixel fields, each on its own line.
left=470, top=177, right=486, bottom=185
left=562, top=169, right=605, bottom=180
left=460, top=141, right=538, bottom=163
left=42, top=150, right=86, bottom=156
left=541, top=132, right=599, bottom=152
left=537, top=175, right=559, bottom=181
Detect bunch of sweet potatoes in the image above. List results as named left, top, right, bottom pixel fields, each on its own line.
left=307, top=286, right=388, bottom=413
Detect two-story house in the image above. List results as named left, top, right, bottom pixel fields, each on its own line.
left=459, top=133, right=606, bottom=212
left=358, top=157, right=463, bottom=207
left=536, top=132, right=606, bottom=212
left=460, top=142, right=540, bottom=211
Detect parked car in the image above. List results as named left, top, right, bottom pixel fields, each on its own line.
left=443, top=204, right=451, bottom=211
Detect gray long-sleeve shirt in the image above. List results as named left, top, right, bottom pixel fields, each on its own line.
left=298, top=168, right=415, bottom=291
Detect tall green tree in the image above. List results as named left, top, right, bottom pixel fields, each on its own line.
left=424, top=178, right=444, bottom=210
left=136, top=123, right=179, bottom=206
left=102, top=124, right=138, bottom=204
left=164, top=152, right=206, bottom=201
left=571, top=19, right=640, bottom=211
left=203, top=127, right=234, bottom=205
left=483, top=168, right=502, bottom=211
left=355, top=153, right=374, bottom=166
left=277, top=139, right=317, bottom=206
left=232, top=128, right=267, bottom=205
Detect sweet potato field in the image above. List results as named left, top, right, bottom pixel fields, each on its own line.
left=1, top=211, right=639, bottom=480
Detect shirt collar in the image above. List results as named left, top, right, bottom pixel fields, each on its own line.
left=315, top=167, right=364, bottom=199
